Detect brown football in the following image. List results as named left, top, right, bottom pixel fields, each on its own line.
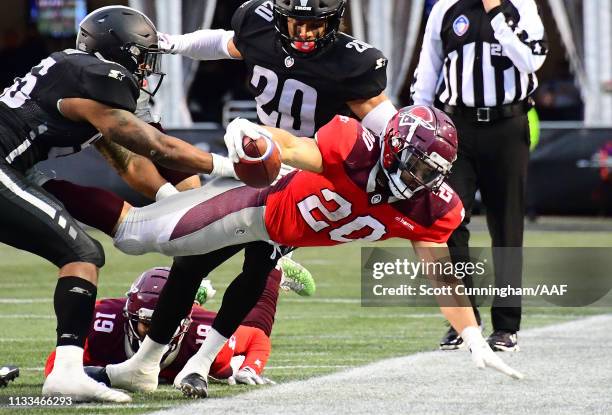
left=234, top=135, right=281, bottom=188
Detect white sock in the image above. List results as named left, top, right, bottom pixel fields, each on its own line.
left=52, top=345, right=84, bottom=372
left=187, top=328, right=227, bottom=374
left=133, top=336, right=167, bottom=366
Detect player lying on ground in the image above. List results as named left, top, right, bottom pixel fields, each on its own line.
left=103, top=105, right=523, bottom=399
left=44, top=266, right=299, bottom=386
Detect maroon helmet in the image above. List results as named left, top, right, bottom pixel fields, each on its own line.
left=380, top=105, right=458, bottom=199
left=124, top=267, right=192, bottom=368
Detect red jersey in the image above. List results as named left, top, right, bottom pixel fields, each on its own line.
left=265, top=116, right=464, bottom=247
left=44, top=298, right=270, bottom=380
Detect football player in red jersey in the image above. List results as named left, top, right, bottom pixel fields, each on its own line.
left=44, top=266, right=281, bottom=386
left=106, top=105, right=523, bottom=398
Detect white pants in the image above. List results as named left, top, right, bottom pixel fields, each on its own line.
left=114, top=178, right=270, bottom=257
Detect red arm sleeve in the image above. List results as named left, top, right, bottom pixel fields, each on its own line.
left=234, top=326, right=271, bottom=375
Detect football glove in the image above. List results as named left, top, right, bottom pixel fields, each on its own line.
left=157, top=32, right=178, bottom=54
left=224, top=118, right=272, bottom=163
left=461, top=326, right=524, bottom=379
left=228, top=367, right=275, bottom=386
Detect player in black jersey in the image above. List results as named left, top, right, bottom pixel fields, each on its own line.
left=159, top=0, right=397, bottom=138
left=0, top=6, right=223, bottom=402
left=110, top=0, right=400, bottom=399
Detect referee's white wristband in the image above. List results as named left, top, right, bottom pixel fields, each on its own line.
left=155, top=182, right=179, bottom=201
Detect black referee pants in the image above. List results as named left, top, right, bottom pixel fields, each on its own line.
left=447, top=114, right=529, bottom=332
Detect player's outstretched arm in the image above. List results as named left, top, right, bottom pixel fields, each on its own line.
left=94, top=137, right=175, bottom=201
left=224, top=118, right=323, bottom=173
left=59, top=98, right=214, bottom=174
left=412, top=241, right=524, bottom=380
left=158, top=30, right=242, bottom=60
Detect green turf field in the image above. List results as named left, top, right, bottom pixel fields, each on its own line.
left=1, top=217, right=611, bottom=414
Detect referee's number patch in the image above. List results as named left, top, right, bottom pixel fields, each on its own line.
left=453, top=15, right=470, bottom=37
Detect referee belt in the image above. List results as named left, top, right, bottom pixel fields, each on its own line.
left=440, top=101, right=530, bottom=123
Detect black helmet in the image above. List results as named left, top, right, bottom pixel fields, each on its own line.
left=273, top=0, right=346, bottom=57
left=76, top=6, right=164, bottom=95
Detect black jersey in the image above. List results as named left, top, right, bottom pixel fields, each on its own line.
left=232, top=0, right=388, bottom=137
left=0, top=49, right=139, bottom=173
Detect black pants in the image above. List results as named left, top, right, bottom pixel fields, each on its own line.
left=0, top=161, right=104, bottom=268
left=447, top=114, right=529, bottom=332
left=149, top=241, right=282, bottom=344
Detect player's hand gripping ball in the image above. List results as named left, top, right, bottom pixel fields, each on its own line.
left=225, top=118, right=281, bottom=188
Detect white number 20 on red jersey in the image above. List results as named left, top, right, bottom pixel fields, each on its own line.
left=297, top=189, right=387, bottom=242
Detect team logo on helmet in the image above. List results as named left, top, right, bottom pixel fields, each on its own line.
left=399, top=106, right=436, bottom=131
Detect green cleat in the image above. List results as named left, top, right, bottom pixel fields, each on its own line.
left=278, top=256, right=316, bottom=297
left=194, top=279, right=216, bottom=306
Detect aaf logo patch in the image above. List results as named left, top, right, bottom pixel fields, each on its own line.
left=285, top=56, right=295, bottom=68
left=453, top=15, right=470, bottom=37
left=108, top=69, right=125, bottom=81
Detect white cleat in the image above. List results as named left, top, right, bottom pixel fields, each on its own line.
left=105, top=359, right=159, bottom=393
left=42, top=368, right=131, bottom=403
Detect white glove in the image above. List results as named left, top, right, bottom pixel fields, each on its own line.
left=224, top=118, right=272, bottom=163
left=461, top=326, right=524, bottom=379
left=228, top=367, right=275, bottom=385
left=211, top=153, right=239, bottom=179
left=157, top=32, right=178, bottom=53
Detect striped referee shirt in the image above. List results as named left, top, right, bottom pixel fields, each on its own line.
left=411, top=0, right=548, bottom=108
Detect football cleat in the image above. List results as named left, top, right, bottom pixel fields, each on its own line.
left=42, top=367, right=131, bottom=402
left=278, top=257, right=316, bottom=296
left=105, top=359, right=159, bottom=392
left=440, top=321, right=484, bottom=350
left=487, top=330, right=520, bottom=352
left=194, top=279, right=217, bottom=306
left=0, top=365, right=19, bottom=387
left=84, top=366, right=111, bottom=387
left=439, top=326, right=465, bottom=350
left=177, top=373, right=208, bottom=399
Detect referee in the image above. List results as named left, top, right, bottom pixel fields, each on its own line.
left=411, top=0, right=547, bottom=351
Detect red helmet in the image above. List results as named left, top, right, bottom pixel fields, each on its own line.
left=380, top=105, right=458, bottom=199
left=124, top=267, right=192, bottom=368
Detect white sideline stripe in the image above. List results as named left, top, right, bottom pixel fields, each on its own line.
left=0, top=299, right=52, bottom=303
left=265, top=365, right=350, bottom=370
left=147, top=315, right=612, bottom=415
left=0, top=338, right=55, bottom=342
left=0, top=314, right=54, bottom=319
left=0, top=168, right=56, bottom=218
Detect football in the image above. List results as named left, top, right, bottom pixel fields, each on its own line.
left=234, top=135, right=281, bottom=188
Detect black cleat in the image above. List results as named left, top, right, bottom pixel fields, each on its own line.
left=0, top=366, right=19, bottom=387
left=440, top=321, right=484, bottom=350
left=178, top=373, right=208, bottom=399
left=487, top=330, right=520, bottom=352
left=84, top=366, right=112, bottom=387
left=439, top=326, right=465, bottom=350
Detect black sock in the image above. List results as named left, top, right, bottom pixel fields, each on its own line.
left=54, top=277, right=97, bottom=347
left=148, top=245, right=246, bottom=344
left=212, top=242, right=278, bottom=338
left=148, top=259, right=207, bottom=344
